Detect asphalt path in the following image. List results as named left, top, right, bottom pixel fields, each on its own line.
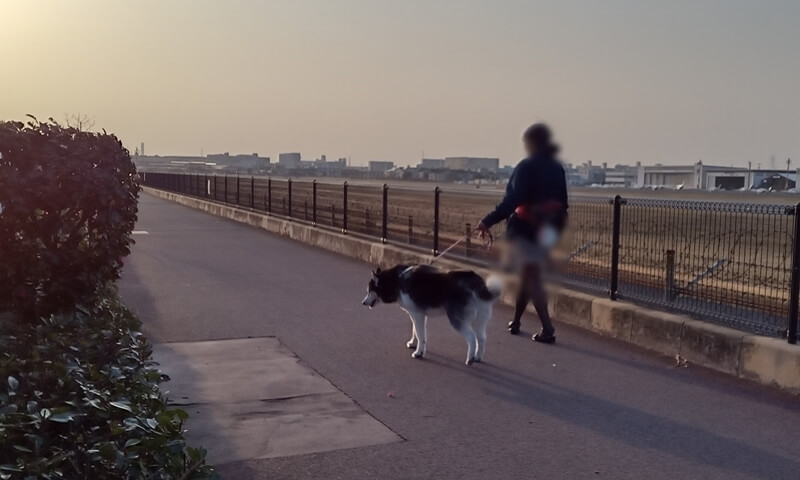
left=120, top=194, right=800, bottom=480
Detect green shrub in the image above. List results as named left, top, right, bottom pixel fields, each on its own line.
left=0, top=118, right=216, bottom=478
left=0, top=291, right=218, bottom=479
left=0, top=119, right=140, bottom=319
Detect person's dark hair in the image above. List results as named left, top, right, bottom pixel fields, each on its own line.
left=523, top=123, right=560, bottom=157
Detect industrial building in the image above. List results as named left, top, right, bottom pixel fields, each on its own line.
left=603, top=164, right=639, bottom=187
left=206, top=153, right=269, bottom=171
left=278, top=152, right=301, bottom=168
left=419, top=158, right=445, bottom=169
left=443, top=157, right=499, bottom=172
left=634, top=161, right=799, bottom=190
left=133, top=153, right=269, bottom=174
left=368, top=161, right=394, bottom=172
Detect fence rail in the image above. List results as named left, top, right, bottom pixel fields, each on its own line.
left=141, top=172, right=800, bottom=342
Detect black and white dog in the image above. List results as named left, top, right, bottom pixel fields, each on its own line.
left=362, top=264, right=502, bottom=365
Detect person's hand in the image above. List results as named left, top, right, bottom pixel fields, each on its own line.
left=476, top=221, right=493, bottom=247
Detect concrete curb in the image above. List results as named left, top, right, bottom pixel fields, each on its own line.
left=144, top=188, right=800, bottom=393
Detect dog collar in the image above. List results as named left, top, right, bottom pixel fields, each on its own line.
left=400, top=266, right=414, bottom=279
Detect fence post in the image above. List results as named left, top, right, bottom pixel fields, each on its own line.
left=250, top=177, right=255, bottom=209
left=788, top=203, right=800, bottom=344
left=342, top=182, right=348, bottom=233
left=665, top=250, right=676, bottom=302
left=465, top=223, right=472, bottom=257
left=267, top=177, right=272, bottom=213
left=408, top=216, right=413, bottom=244
left=433, top=187, right=440, bottom=255
left=610, top=195, right=623, bottom=300
left=288, top=178, right=293, bottom=218
left=204, top=174, right=208, bottom=197
left=213, top=175, right=218, bottom=201
left=382, top=184, right=388, bottom=243
left=224, top=176, right=229, bottom=203
left=236, top=176, right=240, bottom=205
left=312, top=180, right=317, bottom=226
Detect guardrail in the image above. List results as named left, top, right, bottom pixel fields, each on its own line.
left=141, top=172, right=800, bottom=342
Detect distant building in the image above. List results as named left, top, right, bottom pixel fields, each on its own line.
left=368, top=161, right=394, bottom=173
left=575, top=161, right=606, bottom=185
left=134, top=153, right=268, bottom=173
left=637, top=162, right=746, bottom=189
left=603, top=164, right=639, bottom=187
left=443, top=157, right=499, bottom=172
left=279, top=152, right=301, bottom=168
left=420, top=158, right=445, bottom=169
left=206, top=152, right=269, bottom=171
left=633, top=161, right=800, bottom=191
left=757, top=172, right=796, bottom=191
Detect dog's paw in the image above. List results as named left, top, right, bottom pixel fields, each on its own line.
left=406, top=340, right=417, bottom=349
left=466, top=357, right=475, bottom=366
left=411, top=352, right=424, bottom=359
left=473, top=357, right=482, bottom=364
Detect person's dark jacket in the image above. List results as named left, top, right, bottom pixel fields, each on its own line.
left=480, top=154, right=569, bottom=239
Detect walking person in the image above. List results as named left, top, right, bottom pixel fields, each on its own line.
left=476, top=123, right=568, bottom=344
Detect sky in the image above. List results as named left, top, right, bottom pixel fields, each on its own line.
left=2, top=0, right=799, bottom=168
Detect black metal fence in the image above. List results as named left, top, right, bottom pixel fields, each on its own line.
left=141, top=172, right=800, bottom=342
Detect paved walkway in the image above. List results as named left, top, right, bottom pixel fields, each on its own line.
left=120, top=194, right=800, bottom=480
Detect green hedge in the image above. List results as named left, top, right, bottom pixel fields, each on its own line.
left=0, top=119, right=217, bottom=479
left=0, top=119, right=139, bottom=319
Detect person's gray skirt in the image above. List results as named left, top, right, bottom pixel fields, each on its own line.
left=501, top=225, right=560, bottom=273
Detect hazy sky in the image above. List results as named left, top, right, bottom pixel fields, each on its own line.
left=2, top=0, right=799, bottom=167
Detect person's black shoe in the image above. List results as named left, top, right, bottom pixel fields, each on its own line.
left=532, top=331, right=556, bottom=344
left=507, top=320, right=521, bottom=335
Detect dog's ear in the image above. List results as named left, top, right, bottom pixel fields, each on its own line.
left=376, top=267, right=382, bottom=274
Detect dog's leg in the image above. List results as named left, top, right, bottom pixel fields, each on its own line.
left=459, top=325, right=478, bottom=366
left=447, top=305, right=477, bottom=365
left=410, top=312, right=427, bottom=359
left=474, top=311, right=490, bottom=363
left=406, top=318, right=417, bottom=349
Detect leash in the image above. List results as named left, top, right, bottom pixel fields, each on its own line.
left=429, top=228, right=493, bottom=265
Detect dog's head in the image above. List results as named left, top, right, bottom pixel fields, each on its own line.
left=362, top=267, right=400, bottom=308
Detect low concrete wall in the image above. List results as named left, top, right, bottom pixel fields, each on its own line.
left=144, top=188, right=800, bottom=393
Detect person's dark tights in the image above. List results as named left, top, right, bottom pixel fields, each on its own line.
left=526, top=264, right=555, bottom=335
left=508, top=289, right=528, bottom=334
left=514, top=289, right=528, bottom=324
left=509, top=264, right=554, bottom=336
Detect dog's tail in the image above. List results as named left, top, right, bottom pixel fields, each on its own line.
left=478, top=274, right=503, bottom=301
